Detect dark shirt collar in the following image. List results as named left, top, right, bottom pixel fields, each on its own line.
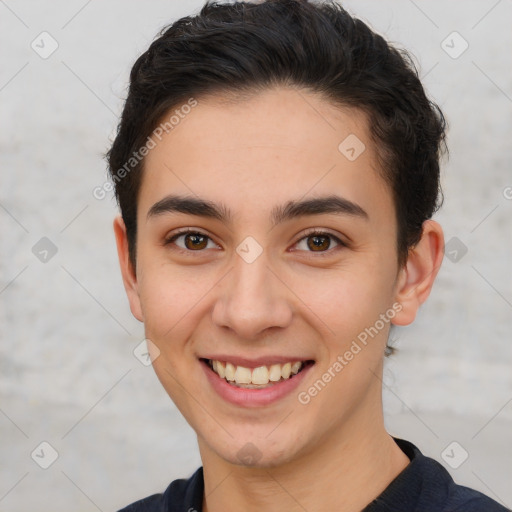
left=149, top=436, right=507, bottom=512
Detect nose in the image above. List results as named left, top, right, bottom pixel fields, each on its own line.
left=211, top=251, right=293, bottom=340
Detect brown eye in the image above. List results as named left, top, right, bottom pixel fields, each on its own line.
left=294, top=231, right=343, bottom=253
left=166, top=231, right=217, bottom=251
left=184, top=233, right=208, bottom=250
left=307, top=235, right=331, bottom=251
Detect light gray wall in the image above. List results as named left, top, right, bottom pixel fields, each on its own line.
left=1, top=0, right=511, bottom=510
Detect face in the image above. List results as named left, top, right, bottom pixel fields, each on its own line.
left=117, top=87, right=415, bottom=468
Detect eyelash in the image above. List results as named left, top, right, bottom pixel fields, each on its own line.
left=164, top=228, right=346, bottom=255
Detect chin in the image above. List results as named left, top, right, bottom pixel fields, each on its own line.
left=203, top=430, right=307, bottom=469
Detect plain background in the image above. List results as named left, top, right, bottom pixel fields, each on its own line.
left=1, top=0, right=511, bottom=510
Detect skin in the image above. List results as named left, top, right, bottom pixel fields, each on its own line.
left=114, top=86, right=444, bottom=512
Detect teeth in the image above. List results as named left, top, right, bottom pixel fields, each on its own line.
left=251, top=366, right=269, bottom=385
left=268, top=364, right=282, bottom=382
left=234, top=366, right=252, bottom=384
left=225, top=362, right=236, bottom=381
left=209, top=359, right=306, bottom=386
left=216, top=361, right=226, bottom=379
left=291, top=361, right=301, bottom=374
left=281, top=362, right=291, bottom=379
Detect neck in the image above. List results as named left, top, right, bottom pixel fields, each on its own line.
left=199, top=407, right=410, bottom=512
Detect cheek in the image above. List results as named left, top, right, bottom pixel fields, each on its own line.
left=136, top=261, right=208, bottom=344
left=137, top=264, right=208, bottom=407
left=291, top=263, right=395, bottom=341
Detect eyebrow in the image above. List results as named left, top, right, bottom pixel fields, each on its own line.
left=147, top=195, right=232, bottom=222
left=146, top=194, right=368, bottom=225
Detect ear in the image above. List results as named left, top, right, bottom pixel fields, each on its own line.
left=391, top=220, right=444, bottom=326
left=113, top=216, right=144, bottom=322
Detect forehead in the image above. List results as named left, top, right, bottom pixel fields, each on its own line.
left=138, top=87, right=393, bottom=226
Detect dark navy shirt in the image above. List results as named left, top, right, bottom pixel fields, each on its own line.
left=118, top=438, right=510, bottom=512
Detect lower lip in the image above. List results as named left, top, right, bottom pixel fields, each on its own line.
left=201, top=360, right=314, bottom=407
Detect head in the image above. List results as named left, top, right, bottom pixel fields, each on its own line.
left=108, top=0, right=446, bottom=468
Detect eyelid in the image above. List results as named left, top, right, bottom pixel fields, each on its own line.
left=300, top=227, right=346, bottom=240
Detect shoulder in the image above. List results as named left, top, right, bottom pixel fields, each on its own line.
left=117, top=493, right=163, bottom=512
left=443, top=482, right=510, bottom=512
left=409, top=444, right=509, bottom=511
left=117, top=467, right=204, bottom=512
left=401, top=438, right=510, bottom=512
left=365, top=438, right=509, bottom=512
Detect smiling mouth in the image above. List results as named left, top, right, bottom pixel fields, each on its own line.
left=202, top=358, right=315, bottom=389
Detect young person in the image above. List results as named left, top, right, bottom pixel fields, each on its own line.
left=107, top=1, right=509, bottom=510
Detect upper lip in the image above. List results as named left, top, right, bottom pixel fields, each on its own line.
left=200, top=355, right=314, bottom=368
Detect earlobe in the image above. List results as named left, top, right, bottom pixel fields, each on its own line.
left=113, top=216, right=144, bottom=322
left=392, top=220, right=444, bottom=326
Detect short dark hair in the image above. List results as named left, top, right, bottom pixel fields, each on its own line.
left=107, top=0, right=446, bottom=268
